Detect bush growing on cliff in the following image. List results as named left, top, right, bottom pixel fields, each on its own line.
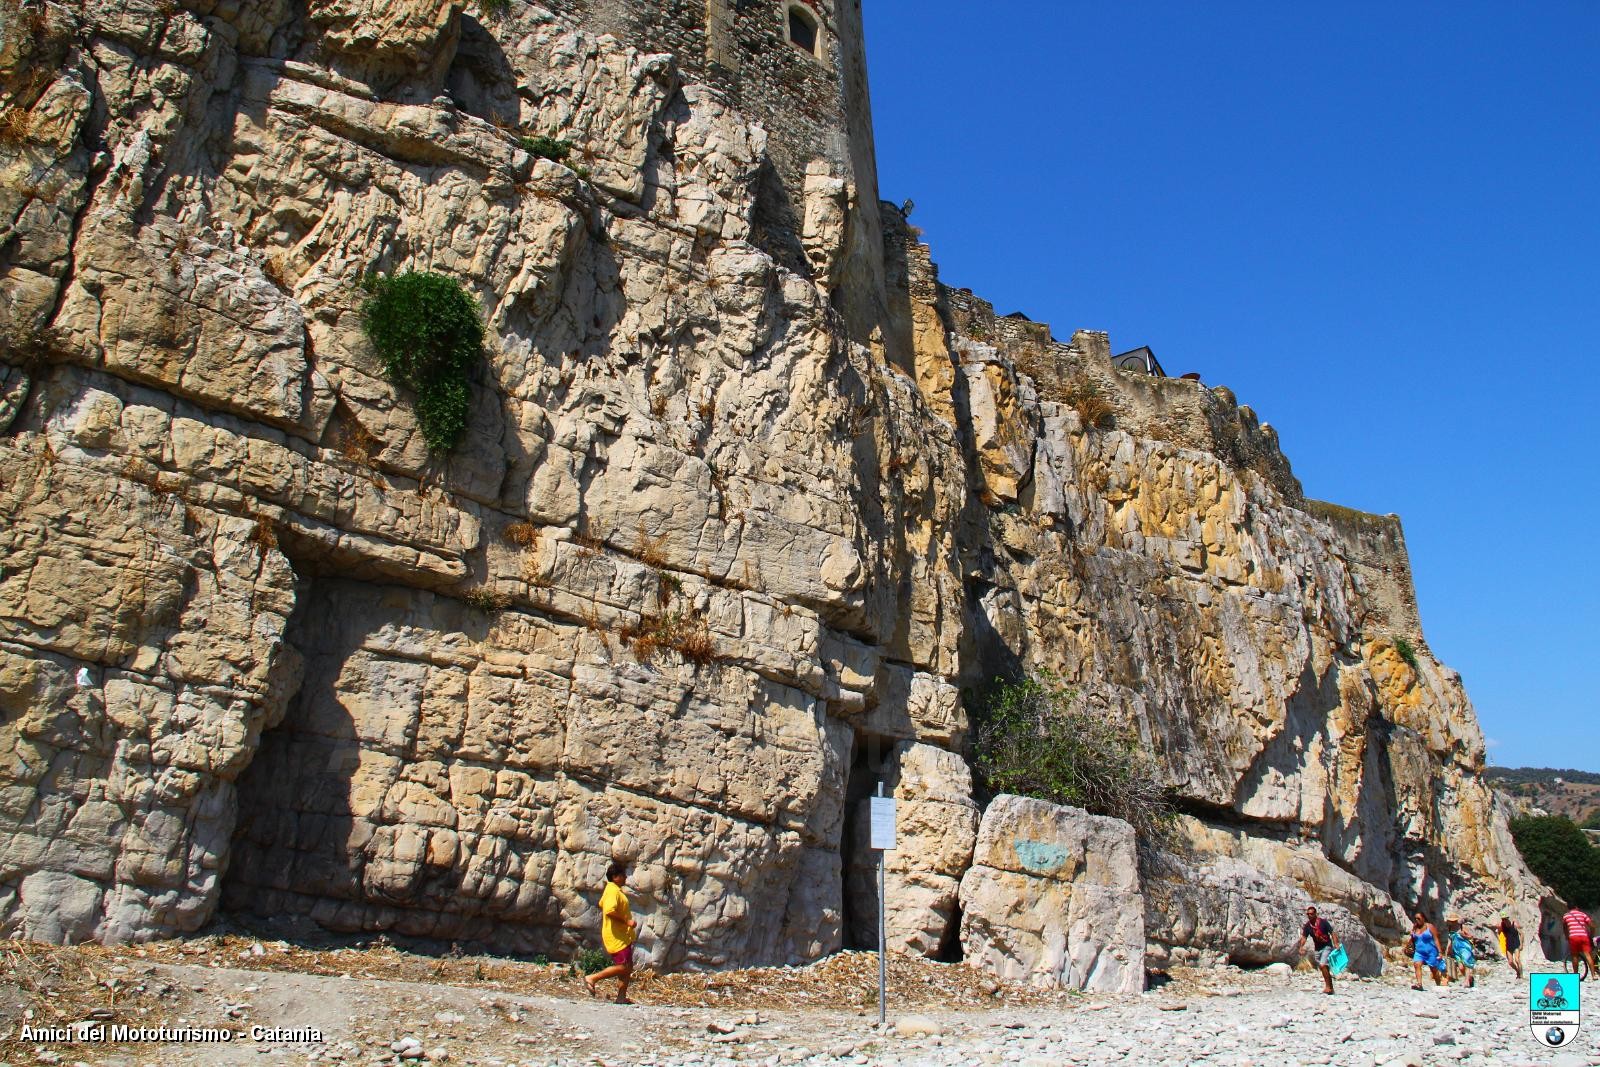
left=360, top=271, right=484, bottom=451
left=971, top=673, right=1172, bottom=838
left=1392, top=635, right=1418, bottom=669
left=519, top=135, right=572, bottom=163
left=1509, top=815, right=1600, bottom=909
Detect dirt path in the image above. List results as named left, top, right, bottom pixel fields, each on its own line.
left=3, top=937, right=1593, bottom=1066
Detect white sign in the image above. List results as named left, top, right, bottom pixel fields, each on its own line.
left=869, top=796, right=897, bottom=850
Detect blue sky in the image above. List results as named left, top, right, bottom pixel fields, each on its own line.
left=861, top=2, right=1599, bottom=771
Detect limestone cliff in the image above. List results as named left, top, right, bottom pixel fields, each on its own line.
left=0, top=0, right=1553, bottom=976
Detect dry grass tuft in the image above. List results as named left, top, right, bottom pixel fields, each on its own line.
left=461, top=586, right=511, bottom=612
left=573, top=530, right=604, bottom=557
left=634, top=522, right=668, bottom=569
left=650, top=393, right=669, bottom=419
left=502, top=521, right=539, bottom=547
left=1065, top=381, right=1114, bottom=430
left=0, top=105, right=31, bottom=145
left=696, top=396, right=716, bottom=423
left=339, top=421, right=379, bottom=466
left=619, top=611, right=718, bottom=666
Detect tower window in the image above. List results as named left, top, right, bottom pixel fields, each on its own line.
left=787, top=5, right=818, bottom=55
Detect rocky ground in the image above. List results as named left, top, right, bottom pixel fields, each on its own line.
left=2, top=935, right=1594, bottom=1067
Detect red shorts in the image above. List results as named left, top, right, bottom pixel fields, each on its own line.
left=1569, top=935, right=1592, bottom=956
left=610, top=945, right=634, bottom=967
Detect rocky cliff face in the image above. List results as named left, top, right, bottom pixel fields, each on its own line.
left=0, top=0, right=1552, bottom=977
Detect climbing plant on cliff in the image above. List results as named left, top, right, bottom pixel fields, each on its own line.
left=360, top=271, right=484, bottom=452
left=1509, top=815, right=1600, bottom=909
left=971, top=673, right=1172, bottom=838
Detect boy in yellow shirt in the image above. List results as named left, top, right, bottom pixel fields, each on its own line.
left=584, top=862, right=637, bottom=1003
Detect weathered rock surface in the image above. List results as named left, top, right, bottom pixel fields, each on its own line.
left=1135, top=813, right=1414, bottom=975
left=958, top=796, right=1145, bottom=993
left=0, top=0, right=1554, bottom=976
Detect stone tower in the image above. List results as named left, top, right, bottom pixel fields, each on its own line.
left=535, top=0, right=889, bottom=340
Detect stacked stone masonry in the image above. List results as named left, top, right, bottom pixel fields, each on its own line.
left=0, top=0, right=1556, bottom=985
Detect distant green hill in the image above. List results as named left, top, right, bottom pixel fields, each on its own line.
left=1487, top=767, right=1600, bottom=826
left=1486, top=767, right=1600, bottom=786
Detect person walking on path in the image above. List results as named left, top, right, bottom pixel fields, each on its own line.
left=1563, top=905, right=1595, bottom=980
left=1445, top=914, right=1477, bottom=988
left=1409, top=912, right=1447, bottom=990
left=1497, top=913, right=1523, bottom=980
left=1294, top=905, right=1341, bottom=995
left=585, top=862, right=638, bottom=1004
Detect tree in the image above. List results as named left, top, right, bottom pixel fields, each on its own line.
left=1509, top=815, right=1600, bottom=909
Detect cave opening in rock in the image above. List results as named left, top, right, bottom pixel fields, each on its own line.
left=220, top=573, right=343, bottom=936
left=840, top=728, right=891, bottom=950
left=935, top=900, right=964, bottom=962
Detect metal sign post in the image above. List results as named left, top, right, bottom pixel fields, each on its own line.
left=869, top=782, right=897, bottom=1027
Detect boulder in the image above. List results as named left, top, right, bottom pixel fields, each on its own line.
left=958, top=795, right=1144, bottom=993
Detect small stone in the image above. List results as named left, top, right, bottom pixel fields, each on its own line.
left=895, top=1015, right=943, bottom=1038
left=390, top=1037, right=424, bottom=1059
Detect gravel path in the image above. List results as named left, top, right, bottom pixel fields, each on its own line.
left=641, top=966, right=1598, bottom=1067
left=6, top=939, right=1599, bottom=1066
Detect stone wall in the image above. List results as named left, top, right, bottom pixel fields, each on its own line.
left=534, top=0, right=888, bottom=343
left=1303, top=501, right=1426, bottom=652
left=0, top=0, right=1554, bottom=979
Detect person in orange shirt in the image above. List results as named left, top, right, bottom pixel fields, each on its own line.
left=584, top=862, right=638, bottom=1003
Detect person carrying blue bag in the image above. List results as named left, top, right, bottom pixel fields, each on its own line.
left=1446, top=914, right=1477, bottom=988
left=1295, top=904, right=1342, bottom=995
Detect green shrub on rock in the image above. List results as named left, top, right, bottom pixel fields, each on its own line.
left=518, top=135, right=572, bottom=163
left=1392, top=635, right=1419, bottom=669
left=971, top=673, right=1172, bottom=838
left=359, top=271, right=484, bottom=452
